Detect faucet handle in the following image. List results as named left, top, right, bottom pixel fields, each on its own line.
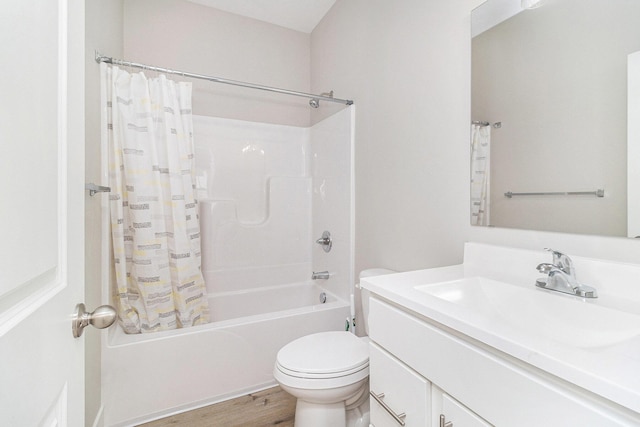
left=544, top=248, right=574, bottom=275
left=544, top=247, right=564, bottom=258
left=315, top=231, right=332, bottom=253
left=536, top=263, right=555, bottom=274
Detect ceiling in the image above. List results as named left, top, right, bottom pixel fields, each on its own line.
left=185, top=0, right=337, bottom=33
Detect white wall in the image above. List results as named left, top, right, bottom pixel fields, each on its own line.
left=123, top=0, right=311, bottom=127
left=311, top=0, right=478, bottom=276
left=85, top=1, right=124, bottom=426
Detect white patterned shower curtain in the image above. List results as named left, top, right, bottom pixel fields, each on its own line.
left=101, top=63, right=209, bottom=333
left=470, top=124, right=491, bottom=226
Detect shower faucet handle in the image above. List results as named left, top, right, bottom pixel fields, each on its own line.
left=315, top=231, right=332, bottom=252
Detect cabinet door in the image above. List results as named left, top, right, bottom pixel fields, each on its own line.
left=369, top=342, right=430, bottom=427
left=439, top=392, right=493, bottom=427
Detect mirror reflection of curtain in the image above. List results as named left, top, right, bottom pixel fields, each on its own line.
left=470, top=124, right=491, bottom=226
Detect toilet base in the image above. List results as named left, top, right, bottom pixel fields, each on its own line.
left=346, top=398, right=370, bottom=427
left=292, top=393, right=370, bottom=427
left=295, top=400, right=346, bottom=427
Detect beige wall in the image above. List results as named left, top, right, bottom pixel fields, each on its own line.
left=312, top=0, right=478, bottom=275
left=473, top=0, right=640, bottom=237
left=85, top=1, right=124, bottom=425
left=123, top=0, right=311, bottom=127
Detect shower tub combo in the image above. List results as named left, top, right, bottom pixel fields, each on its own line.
left=101, top=109, right=354, bottom=426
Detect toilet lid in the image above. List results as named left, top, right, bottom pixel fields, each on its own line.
left=276, top=331, right=368, bottom=376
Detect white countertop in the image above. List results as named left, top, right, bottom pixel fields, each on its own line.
left=361, top=243, right=640, bottom=415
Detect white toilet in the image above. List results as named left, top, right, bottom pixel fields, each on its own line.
left=273, top=269, right=395, bottom=427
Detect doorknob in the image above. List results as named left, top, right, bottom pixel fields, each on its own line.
left=72, top=303, right=117, bottom=338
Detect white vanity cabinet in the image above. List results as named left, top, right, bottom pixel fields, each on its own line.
left=369, top=342, right=430, bottom=426
left=369, top=340, right=491, bottom=427
left=434, top=387, right=492, bottom=427
left=368, top=296, right=638, bottom=427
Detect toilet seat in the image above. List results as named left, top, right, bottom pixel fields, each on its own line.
left=276, top=362, right=368, bottom=380
left=274, top=331, right=369, bottom=389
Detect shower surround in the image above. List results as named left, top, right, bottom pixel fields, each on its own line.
left=101, top=107, right=354, bottom=426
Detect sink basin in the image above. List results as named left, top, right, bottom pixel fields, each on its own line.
left=415, top=277, right=640, bottom=348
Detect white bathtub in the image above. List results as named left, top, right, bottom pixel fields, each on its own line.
left=100, top=111, right=355, bottom=426
left=101, top=282, right=350, bottom=427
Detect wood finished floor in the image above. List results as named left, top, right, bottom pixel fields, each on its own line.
left=137, top=386, right=296, bottom=427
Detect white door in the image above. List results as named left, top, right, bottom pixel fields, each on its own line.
left=628, top=51, right=640, bottom=238
left=0, top=0, right=86, bottom=425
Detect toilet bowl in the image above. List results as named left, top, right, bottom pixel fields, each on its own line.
left=274, top=331, right=369, bottom=427
left=273, top=269, right=396, bottom=427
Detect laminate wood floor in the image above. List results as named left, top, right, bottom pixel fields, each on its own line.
left=137, top=386, right=296, bottom=427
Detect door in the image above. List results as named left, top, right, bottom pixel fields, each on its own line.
left=0, top=0, right=85, bottom=425
left=628, top=51, right=640, bottom=238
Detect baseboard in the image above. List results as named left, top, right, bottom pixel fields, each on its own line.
left=107, top=381, right=278, bottom=427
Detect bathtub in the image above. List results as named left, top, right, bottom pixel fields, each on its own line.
left=101, top=282, right=350, bottom=427
left=100, top=110, right=355, bottom=426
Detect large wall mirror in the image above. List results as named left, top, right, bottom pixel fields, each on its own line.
left=471, top=0, right=640, bottom=238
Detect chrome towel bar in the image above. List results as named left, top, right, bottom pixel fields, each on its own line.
left=504, top=189, right=604, bottom=198
left=85, top=183, right=111, bottom=196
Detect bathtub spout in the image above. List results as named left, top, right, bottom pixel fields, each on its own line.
left=312, top=271, right=330, bottom=280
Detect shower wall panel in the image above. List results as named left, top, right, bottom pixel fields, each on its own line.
left=193, top=116, right=312, bottom=293
left=310, top=107, right=355, bottom=303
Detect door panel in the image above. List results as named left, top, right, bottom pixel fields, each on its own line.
left=0, top=0, right=85, bottom=425
left=0, top=0, right=59, bottom=293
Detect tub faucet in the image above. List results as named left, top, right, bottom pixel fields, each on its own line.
left=535, top=248, right=597, bottom=298
left=312, top=271, right=330, bottom=280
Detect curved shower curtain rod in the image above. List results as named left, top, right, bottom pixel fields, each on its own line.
left=95, top=51, right=354, bottom=107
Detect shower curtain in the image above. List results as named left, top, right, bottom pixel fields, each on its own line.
left=470, top=124, right=491, bottom=226
left=101, top=63, right=209, bottom=333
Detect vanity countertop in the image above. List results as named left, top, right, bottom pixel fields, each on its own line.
left=361, top=243, right=640, bottom=415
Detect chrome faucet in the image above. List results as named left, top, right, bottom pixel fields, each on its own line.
left=535, top=248, right=597, bottom=298
left=312, top=271, right=330, bottom=280
left=315, top=231, right=332, bottom=253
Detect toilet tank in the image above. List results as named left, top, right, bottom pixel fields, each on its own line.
left=359, top=268, right=396, bottom=336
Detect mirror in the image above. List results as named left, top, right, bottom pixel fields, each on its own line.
left=471, top=0, right=640, bottom=237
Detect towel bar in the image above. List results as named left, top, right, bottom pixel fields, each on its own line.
left=504, top=189, right=604, bottom=198
left=85, top=183, right=111, bottom=196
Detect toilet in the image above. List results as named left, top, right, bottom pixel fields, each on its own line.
left=273, top=269, right=396, bottom=427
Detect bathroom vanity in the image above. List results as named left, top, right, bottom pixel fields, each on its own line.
left=362, top=243, right=640, bottom=426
